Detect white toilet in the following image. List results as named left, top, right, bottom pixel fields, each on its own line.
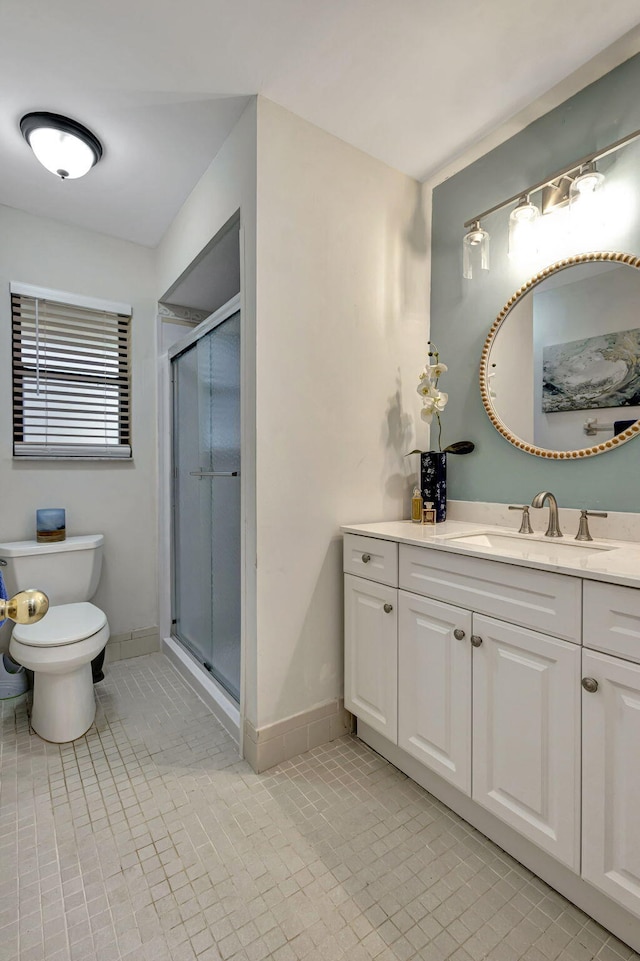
left=0, top=534, right=109, bottom=743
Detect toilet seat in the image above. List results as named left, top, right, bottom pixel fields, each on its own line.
left=12, top=602, right=107, bottom=648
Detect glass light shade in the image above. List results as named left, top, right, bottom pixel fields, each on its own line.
left=570, top=163, right=605, bottom=205
left=28, top=127, right=96, bottom=179
left=462, top=222, right=490, bottom=279
left=508, top=197, right=540, bottom=259
left=20, top=112, right=102, bottom=180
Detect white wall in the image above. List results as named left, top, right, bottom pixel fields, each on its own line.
left=156, top=98, right=258, bottom=725
left=0, top=204, right=157, bottom=652
left=255, top=98, right=428, bottom=727
left=154, top=96, right=428, bottom=733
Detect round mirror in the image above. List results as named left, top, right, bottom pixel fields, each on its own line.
left=480, top=252, right=640, bottom=458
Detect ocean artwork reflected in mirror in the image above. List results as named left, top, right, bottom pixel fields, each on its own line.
left=480, top=253, right=640, bottom=458
left=542, top=328, right=640, bottom=413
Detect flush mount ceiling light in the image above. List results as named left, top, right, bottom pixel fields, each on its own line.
left=20, top=112, right=103, bottom=180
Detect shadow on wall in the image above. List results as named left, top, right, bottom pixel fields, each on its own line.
left=383, top=369, right=416, bottom=511
left=405, top=181, right=429, bottom=257
left=384, top=181, right=429, bottom=327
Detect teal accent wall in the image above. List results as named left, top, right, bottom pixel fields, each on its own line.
left=431, top=54, right=640, bottom=513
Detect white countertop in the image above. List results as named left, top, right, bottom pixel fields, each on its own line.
left=341, top=519, right=640, bottom=589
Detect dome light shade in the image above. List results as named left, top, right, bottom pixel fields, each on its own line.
left=20, top=112, right=103, bottom=180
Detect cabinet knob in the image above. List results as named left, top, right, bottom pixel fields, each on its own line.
left=471, top=635, right=483, bottom=647
left=582, top=677, right=599, bottom=693
left=453, top=628, right=465, bottom=640
left=362, top=553, right=371, bottom=564
left=383, top=603, right=393, bottom=614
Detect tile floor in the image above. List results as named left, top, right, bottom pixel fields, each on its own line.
left=1, top=653, right=638, bottom=961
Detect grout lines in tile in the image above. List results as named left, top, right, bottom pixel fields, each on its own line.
left=1, top=652, right=639, bottom=961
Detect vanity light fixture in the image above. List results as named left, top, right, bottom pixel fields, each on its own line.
left=20, top=112, right=103, bottom=180
left=570, top=161, right=605, bottom=204
left=508, top=195, right=540, bottom=259
left=462, top=220, right=490, bottom=280
left=462, top=125, right=640, bottom=277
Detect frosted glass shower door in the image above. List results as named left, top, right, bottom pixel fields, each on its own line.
left=171, top=306, right=241, bottom=702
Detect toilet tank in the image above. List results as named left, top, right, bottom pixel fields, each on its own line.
left=0, top=534, right=104, bottom=605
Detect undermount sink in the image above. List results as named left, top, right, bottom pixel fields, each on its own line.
left=441, top=530, right=615, bottom=561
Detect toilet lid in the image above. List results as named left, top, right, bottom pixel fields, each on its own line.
left=12, top=602, right=107, bottom=648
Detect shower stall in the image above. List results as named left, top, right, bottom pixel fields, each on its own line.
left=169, top=296, right=241, bottom=704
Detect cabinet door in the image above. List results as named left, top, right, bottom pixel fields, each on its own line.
left=582, top=650, right=640, bottom=916
left=398, top=591, right=472, bottom=793
left=344, top=573, right=397, bottom=742
left=472, top=615, right=581, bottom=869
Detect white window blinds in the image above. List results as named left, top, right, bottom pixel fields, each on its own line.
left=11, top=284, right=132, bottom=459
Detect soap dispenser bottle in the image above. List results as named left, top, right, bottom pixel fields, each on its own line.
left=411, top=487, right=423, bottom=523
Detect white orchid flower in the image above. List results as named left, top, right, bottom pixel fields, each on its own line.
left=419, top=388, right=448, bottom=423
left=418, top=362, right=447, bottom=388
left=434, top=390, right=448, bottom=411
left=422, top=386, right=448, bottom=408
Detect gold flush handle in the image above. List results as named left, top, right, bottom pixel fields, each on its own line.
left=0, top=590, right=49, bottom=625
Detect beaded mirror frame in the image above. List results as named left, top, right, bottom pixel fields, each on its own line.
left=479, top=251, right=640, bottom=459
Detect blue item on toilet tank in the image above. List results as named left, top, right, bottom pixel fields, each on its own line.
left=0, top=569, right=8, bottom=627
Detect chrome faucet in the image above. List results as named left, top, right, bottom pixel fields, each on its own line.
left=531, top=491, right=562, bottom=537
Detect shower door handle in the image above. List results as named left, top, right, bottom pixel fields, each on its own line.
left=189, top=470, right=240, bottom=477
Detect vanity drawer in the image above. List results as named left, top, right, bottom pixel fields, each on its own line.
left=343, top=534, right=398, bottom=587
left=583, top=581, right=640, bottom=664
left=399, top=544, right=581, bottom=643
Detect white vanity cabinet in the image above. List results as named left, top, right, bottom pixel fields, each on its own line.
left=581, top=580, right=640, bottom=916
left=581, top=649, right=640, bottom=915
left=343, top=523, right=640, bottom=950
left=343, top=534, right=399, bottom=741
left=397, top=592, right=472, bottom=793
left=472, top=614, right=581, bottom=869
left=344, top=532, right=581, bottom=867
left=344, top=573, right=397, bottom=741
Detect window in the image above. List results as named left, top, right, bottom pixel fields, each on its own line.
left=11, top=283, right=131, bottom=459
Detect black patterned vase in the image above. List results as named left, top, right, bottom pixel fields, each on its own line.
left=420, top=451, right=447, bottom=523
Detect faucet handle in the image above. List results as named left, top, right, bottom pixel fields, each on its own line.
left=508, top=505, right=534, bottom=534
left=575, top=510, right=608, bottom=542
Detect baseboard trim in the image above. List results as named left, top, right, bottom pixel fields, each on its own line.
left=244, top=701, right=354, bottom=773
left=105, top=628, right=160, bottom=662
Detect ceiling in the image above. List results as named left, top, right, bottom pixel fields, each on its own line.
left=1, top=0, right=639, bottom=247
